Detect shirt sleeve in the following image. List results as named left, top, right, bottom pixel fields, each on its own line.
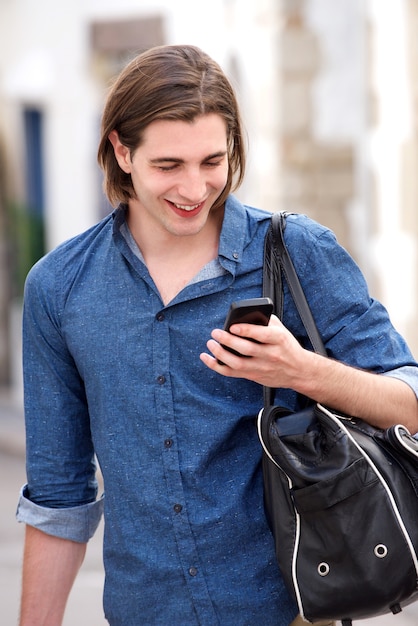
left=16, top=485, right=104, bottom=543
left=283, top=215, right=418, bottom=374
left=382, top=366, right=418, bottom=399
left=22, top=251, right=99, bottom=529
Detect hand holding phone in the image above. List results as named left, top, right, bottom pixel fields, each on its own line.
left=218, top=297, right=273, bottom=362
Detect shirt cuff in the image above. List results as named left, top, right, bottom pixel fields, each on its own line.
left=382, top=365, right=418, bottom=399
left=16, top=485, right=104, bottom=543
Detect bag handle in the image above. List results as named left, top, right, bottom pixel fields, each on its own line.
left=262, top=212, right=327, bottom=406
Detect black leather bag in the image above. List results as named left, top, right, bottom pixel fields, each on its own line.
left=258, top=212, right=418, bottom=625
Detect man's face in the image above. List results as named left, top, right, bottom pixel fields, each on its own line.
left=111, top=113, right=229, bottom=240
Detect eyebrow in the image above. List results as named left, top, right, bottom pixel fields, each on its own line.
left=149, top=151, right=227, bottom=165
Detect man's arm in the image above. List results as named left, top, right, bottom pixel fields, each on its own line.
left=294, top=347, right=418, bottom=432
left=20, top=525, right=87, bottom=626
left=200, top=315, right=418, bottom=434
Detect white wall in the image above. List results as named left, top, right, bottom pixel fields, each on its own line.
left=0, top=0, right=281, bottom=249
left=368, top=0, right=416, bottom=337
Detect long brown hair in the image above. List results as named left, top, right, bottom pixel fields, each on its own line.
left=97, top=45, right=246, bottom=207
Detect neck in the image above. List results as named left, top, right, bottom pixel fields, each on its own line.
left=128, top=203, right=224, bottom=264
left=127, top=204, right=224, bottom=305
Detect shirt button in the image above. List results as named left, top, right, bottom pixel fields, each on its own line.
left=164, top=438, right=173, bottom=448
left=173, top=503, right=183, bottom=513
left=188, top=566, right=198, bottom=577
left=156, top=312, right=165, bottom=322
left=157, top=375, right=166, bottom=385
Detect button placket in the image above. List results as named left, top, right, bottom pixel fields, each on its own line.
left=152, top=306, right=214, bottom=617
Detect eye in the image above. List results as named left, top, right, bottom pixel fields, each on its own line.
left=157, top=164, right=179, bottom=172
left=204, top=160, right=223, bottom=168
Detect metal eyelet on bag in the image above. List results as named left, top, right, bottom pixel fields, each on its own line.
left=318, top=562, right=330, bottom=576
left=374, top=544, right=388, bottom=558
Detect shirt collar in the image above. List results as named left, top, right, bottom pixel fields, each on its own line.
left=218, top=195, right=247, bottom=265
left=112, top=195, right=247, bottom=268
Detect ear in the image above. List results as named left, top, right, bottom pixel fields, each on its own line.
left=108, top=130, right=132, bottom=173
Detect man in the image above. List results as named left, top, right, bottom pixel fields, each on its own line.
left=17, top=44, right=418, bottom=625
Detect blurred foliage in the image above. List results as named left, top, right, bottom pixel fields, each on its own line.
left=6, top=201, right=45, bottom=298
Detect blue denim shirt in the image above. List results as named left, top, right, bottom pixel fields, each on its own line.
left=17, top=196, right=418, bottom=625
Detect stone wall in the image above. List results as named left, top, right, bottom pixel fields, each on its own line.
left=279, top=0, right=355, bottom=253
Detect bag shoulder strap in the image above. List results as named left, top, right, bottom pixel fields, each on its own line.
left=265, top=212, right=327, bottom=356
left=263, top=212, right=327, bottom=405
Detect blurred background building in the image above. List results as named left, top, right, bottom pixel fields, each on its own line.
left=0, top=0, right=418, bottom=399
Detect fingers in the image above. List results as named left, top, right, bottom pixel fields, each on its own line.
left=199, top=314, right=304, bottom=387
left=199, top=321, right=277, bottom=377
left=199, top=341, right=261, bottom=379
left=206, top=316, right=280, bottom=364
left=213, top=314, right=281, bottom=349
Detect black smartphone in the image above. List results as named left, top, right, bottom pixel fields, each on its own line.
left=218, top=297, right=274, bottom=362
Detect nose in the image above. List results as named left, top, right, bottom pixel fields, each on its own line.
left=177, top=168, right=207, bottom=202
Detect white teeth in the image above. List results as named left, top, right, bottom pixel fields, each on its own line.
left=173, top=202, right=201, bottom=211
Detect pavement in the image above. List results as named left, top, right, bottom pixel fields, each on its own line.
left=1, top=389, right=418, bottom=626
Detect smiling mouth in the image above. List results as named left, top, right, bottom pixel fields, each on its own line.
left=169, top=201, right=205, bottom=212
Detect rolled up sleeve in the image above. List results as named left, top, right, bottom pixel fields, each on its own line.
left=382, top=365, right=418, bottom=399
left=16, top=484, right=104, bottom=543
